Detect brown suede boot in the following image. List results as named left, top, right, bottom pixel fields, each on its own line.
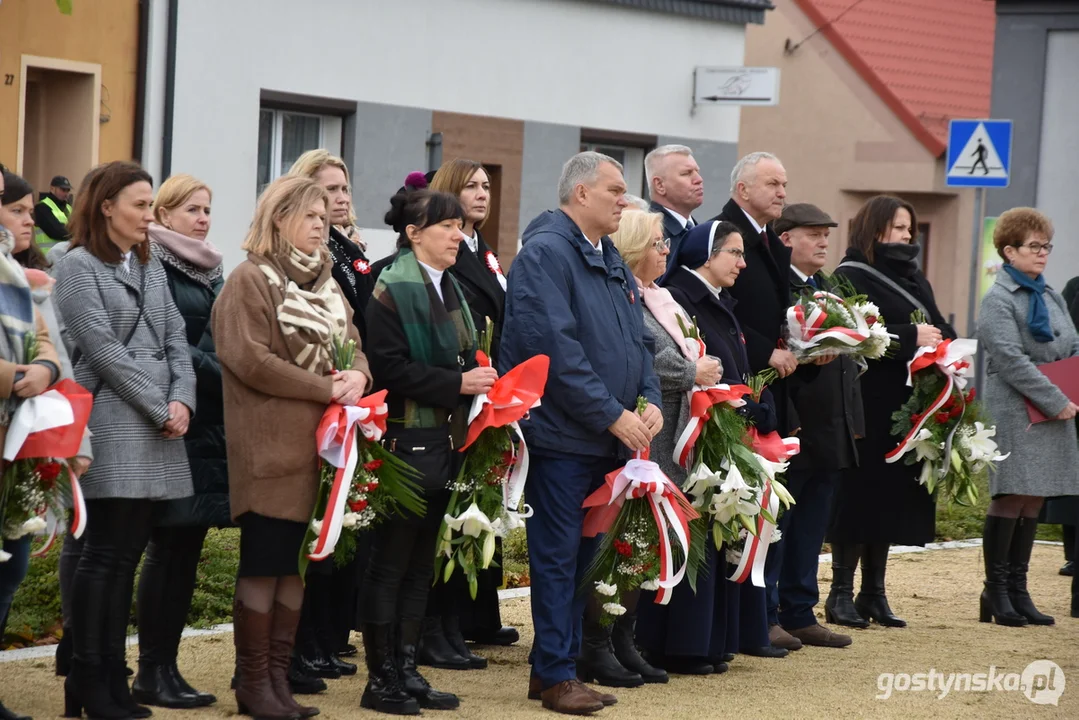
left=269, top=603, right=320, bottom=718
left=234, top=599, right=301, bottom=720
left=540, top=679, right=604, bottom=715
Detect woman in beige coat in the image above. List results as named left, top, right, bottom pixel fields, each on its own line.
left=213, top=176, right=368, bottom=720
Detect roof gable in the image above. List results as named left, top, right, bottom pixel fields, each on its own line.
left=792, top=0, right=996, bottom=156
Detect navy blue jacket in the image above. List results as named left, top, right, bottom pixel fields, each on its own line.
left=500, top=210, right=662, bottom=459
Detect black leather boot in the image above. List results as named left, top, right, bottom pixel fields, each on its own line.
left=824, top=543, right=869, bottom=629
left=132, top=662, right=202, bottom=709
left=164, top=664, right=216, bottom=707
left=1007, top=517, right=1054, bottom=625
left=55, top=631, right=73, bottom=677
left=108, top=658, right=152, bottom=718
left=416, top=616, right=471, bottom=670
left=64, top=659, right=131, bottom=720
left=1071, top=567, right=1078, bottom=618
left=360, top=624, right=421, bottom=716
left=576, top=619, right=644, bottom=688
left=398, top=619, right=460, bottom=710
left=854, top=543, right=906, bottom=627
left=0, top=701, right=30, bottom=720
left=442, top=615, right=487, bottom=669
left=610, top=601, right=667, bottom=684
left=979, top=516, right=1028, bottom=627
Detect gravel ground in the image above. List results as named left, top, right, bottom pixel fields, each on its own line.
left=1, top=544, right=1075, bottom=719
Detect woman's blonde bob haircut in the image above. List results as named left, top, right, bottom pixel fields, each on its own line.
left=242, top=175, right=329, bottom=257
left=430, top=159, right=488, bottom=230
left=610, top=209, right=664, bottom=274
left=288, top=149, right=356, bottom=227
left=153, top=173, right=212, bottom=225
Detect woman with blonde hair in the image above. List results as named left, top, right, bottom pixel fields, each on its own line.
left=288, top=150, right=373, bottom=681
left=127, top=173, right=225, bottom=709
left=213, top=175, right=369, bottom=719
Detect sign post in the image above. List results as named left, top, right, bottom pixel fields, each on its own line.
left=945, top=119, right=1013, bottom=338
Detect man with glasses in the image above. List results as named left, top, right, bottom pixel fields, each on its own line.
left=645, top=145, right=704, bottom=265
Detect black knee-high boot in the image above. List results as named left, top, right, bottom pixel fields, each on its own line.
left=979, top=516, right=1027, bottom=626
left=854, top=543, right=905, bottom=627
left=1007, top=518, right=1054, bottom=625
left=824, top=542, right=868, bottom=628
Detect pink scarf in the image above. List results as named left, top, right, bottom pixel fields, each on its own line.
left=635, top=276, right=695, bottom=361
left=147, top=223, right=223, bottom=270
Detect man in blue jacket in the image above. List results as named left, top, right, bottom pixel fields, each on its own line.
left=500, top=151, right=662, bottom=715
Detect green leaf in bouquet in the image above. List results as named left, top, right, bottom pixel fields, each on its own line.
left=366, top=443, right=426, bottom=518
left=23, top=332, right=39, bottom=363
left=331, top=335, right=357, bottom=371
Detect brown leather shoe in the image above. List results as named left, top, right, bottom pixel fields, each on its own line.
left=768, top=624, right=803, bottom=651
left=580, top=683, right=617, bottom=707
left=540, top=680, right=604, bottom=715
left=269, top=603, right=320, bottom=717
left=530, top=675, right=614, bottom=706
left=786, top=623, right=852, bottom=648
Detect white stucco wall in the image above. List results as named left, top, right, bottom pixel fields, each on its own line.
left=158, top=0, right=746, bottom=270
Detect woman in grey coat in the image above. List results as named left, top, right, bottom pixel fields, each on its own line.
left=977, top=206, right=1079, bottom=628
left=604, top=209, right=722, bottom=684
left=54, top=162, right=197, bottom=719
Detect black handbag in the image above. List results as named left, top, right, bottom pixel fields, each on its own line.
left=384, top=426, right=454, bottom=492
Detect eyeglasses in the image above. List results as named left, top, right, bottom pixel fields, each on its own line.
left=652, top=237, right=671, bottom=252
left=711, top=247, right=745, bottom=260
left=1020, top=242, right=1053, bottom=256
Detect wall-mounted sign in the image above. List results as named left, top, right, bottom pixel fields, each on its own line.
left=693, top=67, right=780, bottom=108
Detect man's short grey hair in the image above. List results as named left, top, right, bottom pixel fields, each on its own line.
left=730, top=151, right=782, bottom=194
left=558, top=151, right=623, bottom=205
left=645, top=144, right=694, bottom=196
left=623, top=193, right=650, bottom=211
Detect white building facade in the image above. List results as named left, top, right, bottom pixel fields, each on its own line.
left=140, top=0, right=770, bottom=270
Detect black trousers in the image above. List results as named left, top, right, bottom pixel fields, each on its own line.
left=363, top=489, right=450, bottom=625
left=136, top=525, right=209, bottom=665
left=429, top=547, right=503, bottom=635
left=72, top=498, right=157, bottom=665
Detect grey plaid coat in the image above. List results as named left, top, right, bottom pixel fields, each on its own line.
left=54, top=247, right=196, bottom=500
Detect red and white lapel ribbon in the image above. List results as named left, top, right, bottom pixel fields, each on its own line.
left=583, top=459, right=694, bottom=604
left=787, top=290, right=872, bottom=349
left=3, top=387, right=89, bottom=547
left=673, top=383, right=750, bottom=469
left=308, top=392, right=389, bottom=561
left=886, top=339, right=977, bottom=464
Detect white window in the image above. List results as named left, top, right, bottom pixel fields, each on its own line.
left=257, top=109, right=342, bottom=192
left=580, top=142, right=646, bottom=198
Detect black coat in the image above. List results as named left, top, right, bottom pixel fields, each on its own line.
left=786, top=270, right=865, bottom=472
left=448, top=231, right=506, bottom=366
left=710, top=198, right=797, bottom=434
left=157, top=262, right=230, bottom=528
left=663, top=266, right=776, bottom=433
left=34, top=192, right=72, bottom=242
left=828, top=246, right=956, bottom=545
left=650, top=201, right=694, bottom=268
left=328, top=227, right=375, bottom=344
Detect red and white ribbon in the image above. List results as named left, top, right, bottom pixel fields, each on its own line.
left=308, top=392, right=389, bottom=561
left=31, top=460, right=87, bottom=557
left=582, top=459, right=695, bottom=604
left=727, top=477, right=779, bottom=587
left=673, top=384, right=750, bottom=469
left=485, top=251, right=508, bottom=292
left=886, top=339, right=977, bottom=463
left=786, top=291, right=872, bottom=352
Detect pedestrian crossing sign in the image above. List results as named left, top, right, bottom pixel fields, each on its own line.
left=946, top=119, right=1012, bottom=188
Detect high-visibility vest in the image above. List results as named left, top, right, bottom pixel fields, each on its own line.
left=34, top=197, right=71, bottom=251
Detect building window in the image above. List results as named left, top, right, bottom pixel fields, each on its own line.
left=256, top=108, right=341, bottom=193
left=580, top=142, right=646, bottom=198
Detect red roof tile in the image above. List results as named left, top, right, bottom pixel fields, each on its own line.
left=792, top=0, right=996, bottom=155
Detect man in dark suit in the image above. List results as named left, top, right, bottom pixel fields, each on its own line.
left=644, top=145, right=703, bottom=264
left=765, top=203, right=862, bottom=649
left=710, top=152, right=799, bottom=658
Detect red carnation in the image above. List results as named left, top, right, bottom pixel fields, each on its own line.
left=950, top=405, right=963, bottom=418
left=865, top=315, right=878, bottom=326
left=367, top=479, right=379, bottom=490
left=349, top=499, right=368, bottom=513
left=910, top=413, right=921, bottom=424
left=934, top=412, right=951, bottom=424
left=966, top=388, right=976, bottom=403
left=613, top=539, right=633, bottom=557
left=363, top=459, right=383, bottom=472
left=36, top=461, right=62, bottom=484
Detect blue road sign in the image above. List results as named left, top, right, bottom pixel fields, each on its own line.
left=946, top=119, right=1012, bottom=188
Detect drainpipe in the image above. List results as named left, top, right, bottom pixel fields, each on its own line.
left=161, top=0, right=178, bottom=178
left=132, top=0, right=150, bottom=163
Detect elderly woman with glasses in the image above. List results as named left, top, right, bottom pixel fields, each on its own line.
left=977, top=207, right=1079, bottom=626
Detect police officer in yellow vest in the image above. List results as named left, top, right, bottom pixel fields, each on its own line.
left=34, top=175, right=73, bottom=252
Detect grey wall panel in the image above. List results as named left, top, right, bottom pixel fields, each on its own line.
left=349, top=102, right=432, bottom=227
left=656, top=135, right=739, bottom=220
left=519, top=121, right=581, bottom=233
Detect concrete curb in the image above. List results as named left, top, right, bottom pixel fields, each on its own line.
left=0, top=538, right=1064, bottom=664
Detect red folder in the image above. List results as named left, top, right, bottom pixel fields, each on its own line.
left=1025, top=356, right=1079, bottom=423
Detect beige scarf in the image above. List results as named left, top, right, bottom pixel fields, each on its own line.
left=254, top=245, right=347, bottom=374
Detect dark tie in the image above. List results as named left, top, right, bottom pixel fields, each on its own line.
left=760, top=230, right=774, bottom=260
left=806, top=274, right=819, bottom=289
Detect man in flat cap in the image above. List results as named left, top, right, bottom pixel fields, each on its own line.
left=765, top=203, right=864, bottom=649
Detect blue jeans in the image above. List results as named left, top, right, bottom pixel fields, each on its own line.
left=525, top=452, right=619, bottom=689
left=0, top=535, right=33, bottom=633
left=764, top=470, right=839, bottom=630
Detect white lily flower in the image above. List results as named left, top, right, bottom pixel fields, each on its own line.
left=481, top=530, right=497, bottom=568
left=602, top=603, right=627, bottom=616
left=341, top=513, right=359, bottom=529
left=752, top=453, right=788, bottom=482
left=961, top=422, right=1010, bottom=464
left=684, top=462, right=722, bottom=499
left=917, top=459, right=934, bottom=487
left=444, top=502, right=494, bottom=538
left=20, top=516, right=47, bottom=535
left=639, top=579, right=660, bottom=591
left=595, top=581, right=618, bottom=597
left=911, top=428, right=941, bottom=462
left=711, top=466, right=760, bottom=524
